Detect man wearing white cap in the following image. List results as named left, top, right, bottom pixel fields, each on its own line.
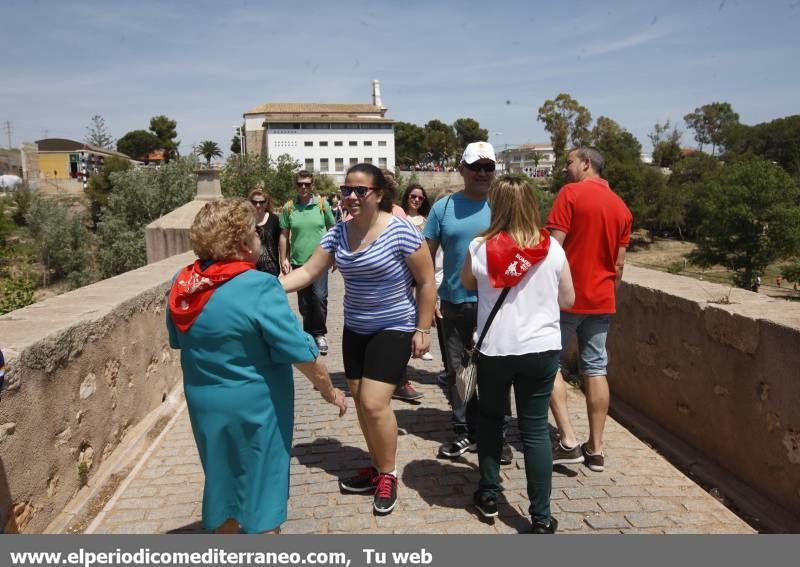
left=424, top=142, right=513, bottom=464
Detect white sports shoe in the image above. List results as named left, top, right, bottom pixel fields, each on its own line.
left=421, top=352, right=434, bottom=361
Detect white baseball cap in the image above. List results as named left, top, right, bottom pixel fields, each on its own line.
left=461, top=141, right=496, bottom=164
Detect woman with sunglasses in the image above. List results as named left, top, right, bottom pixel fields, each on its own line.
left=461, top=175, right=574, bottom=534
left=248, top=186, right=280, bottom=276
left=281, top=163, right=435, bottom=514
left=400, top=183, right=431, bottom=231
left=399, top=184, right=438, bottom=368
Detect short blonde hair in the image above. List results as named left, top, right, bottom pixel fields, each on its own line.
left=481, top=175, right=543, bottom=247
left=190, top=198, right=256, bottom=261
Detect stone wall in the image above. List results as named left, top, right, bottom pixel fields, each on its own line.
left=608, top=266, right=800, bottom=522
left=0, top=252, right=194, bottom=532
left=245, top=129, right=265, bottom=157
left=398, top=171, right=462, bottom=193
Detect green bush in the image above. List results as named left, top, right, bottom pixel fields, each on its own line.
left=220, top=153, right=271, bottom=198
left=85, top=155, right=133, bottom=228
left=314, top=174, right=337, bottom=197
left=24, top=196, right=96, bottom=287
left=221, top=153, right=301, bottom=207
left=0, top=277, right=35, bottom=315
left=11, top=184, right=33, bottom=226
left=667, top=261, right=684, bottom=274
left=0, top=199, right=14, bottom=245
left=97, top=157, right=197, bottom=277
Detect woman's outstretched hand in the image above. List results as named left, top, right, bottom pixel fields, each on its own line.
left=322, top=387, right=348, bottom=417
left=295, top=357, right=346, bottom=417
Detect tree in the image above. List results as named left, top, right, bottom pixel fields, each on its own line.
left=221, top=153, right=271, bottom=199
left=780, top=263, right=800, bottom=283
left=85, top=155, right=132, bottom=227
left=97, top=156, right=198, bottom=277
left=220, top=153, right=301, bottom=206
left=149, top=115, right=180, bottom=162
left=84, top=115, right=114, bottom=149
left=424, top=120, right=457, bottom=165
left=24, top=195, right=96, bottom=288
left=684, top=102, right=739, bottom=155
left=688, top=157, right=800, bottom=289
left=230, top=134, right=241, bottom=155
left=723, top=115, right=800, bottom=177
left=394, top=122, right=426, bottom=167
left=116, top=130, right=160, bottom=161
left=591, top=117, right=641, bottom=163
left=537, top=93, right=592, bottom=166
left=264, top=154, right=303, bottom=205
left=648, top=120, right=683, bottom=168
left=453, top=118, right=488, bottom=150
left=197, top=140, right=222, bottom=166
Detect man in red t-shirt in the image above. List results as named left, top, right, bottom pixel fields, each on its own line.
left=546, top=147, right=632, bottom=473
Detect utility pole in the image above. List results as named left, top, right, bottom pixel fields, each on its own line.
left=2, top=121, right=12, bottom=149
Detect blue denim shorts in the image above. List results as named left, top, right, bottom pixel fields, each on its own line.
left=559, top=312, right=611, bottom=377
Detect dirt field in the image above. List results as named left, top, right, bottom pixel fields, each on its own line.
left=628, top=238, right=696, bottom=268
left=627, top=237, right=799, bottom=299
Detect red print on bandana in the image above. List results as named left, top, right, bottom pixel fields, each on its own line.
left=485, top=230, right=550, bottom=288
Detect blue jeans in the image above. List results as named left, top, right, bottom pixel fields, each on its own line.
left=295, top=266, right=328, bottom=337
left=559, top=312, right=611, bottom=376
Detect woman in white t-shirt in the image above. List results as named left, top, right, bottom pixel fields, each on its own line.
left=461, top=175, right=574, bottom=534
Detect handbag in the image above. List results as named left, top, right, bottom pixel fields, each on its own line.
left=455, top=287, right=511, bottom=403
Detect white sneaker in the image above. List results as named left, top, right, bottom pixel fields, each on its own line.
left=421, top=352, right=433, bottom=361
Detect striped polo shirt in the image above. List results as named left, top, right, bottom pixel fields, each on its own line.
left=320, top=216, right=422, bottom=335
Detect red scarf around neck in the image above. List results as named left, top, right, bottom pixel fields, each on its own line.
left=168, top=259, right=254, bottom=332
left=485, top=230, right=550, bottom=288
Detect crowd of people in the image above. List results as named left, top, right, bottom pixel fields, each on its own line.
left=166, top=141, right=632, bottom=534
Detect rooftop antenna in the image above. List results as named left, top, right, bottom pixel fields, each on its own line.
left=2, top=120, right=12, bottom=149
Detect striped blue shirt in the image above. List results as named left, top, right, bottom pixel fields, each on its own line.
left=320, top=216, right=422, bottom=334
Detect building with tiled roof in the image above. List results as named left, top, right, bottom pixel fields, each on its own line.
left=497, top=143, right=556, bottom=176
left=242, top=81, right=395, bottom=179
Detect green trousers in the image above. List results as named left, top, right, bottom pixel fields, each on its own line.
left=476, top=350, right=559, bottom=521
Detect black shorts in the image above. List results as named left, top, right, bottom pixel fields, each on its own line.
left=342, top=327, right=414, bottom=385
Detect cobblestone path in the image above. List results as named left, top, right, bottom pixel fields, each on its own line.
left=91, top=272, right=753, bottom=534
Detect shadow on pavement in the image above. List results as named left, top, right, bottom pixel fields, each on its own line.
left=402, top=458, right=529, bottom=533
left=166, top=520, right=209, bottom=534
left=293, top=438, right=372, bottom=476
left=394, top=407, right=454, bottom=446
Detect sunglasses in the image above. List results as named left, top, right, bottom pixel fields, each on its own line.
left=250, top=199, right=266, bottom=206
left=296, top=181, right=312, bottom=188
left=340, top=185, right=375, bottom=198
left=464, top=161, right=496, bottom=173
left=408, top=194, right=425, bottom=201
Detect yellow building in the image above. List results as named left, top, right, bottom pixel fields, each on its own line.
left=32, top=138, right=133, bottom=180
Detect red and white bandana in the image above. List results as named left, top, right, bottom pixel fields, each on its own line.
left=485, top=230, right=550, bottom=288
left=168, top=259, right=254, bottom=332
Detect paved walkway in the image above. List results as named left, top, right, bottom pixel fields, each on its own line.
left=90, top=272, right=753, bottom=534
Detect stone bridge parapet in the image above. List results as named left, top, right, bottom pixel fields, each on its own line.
left=1, top=257, right=799, bottom=531
left=0, top=252, right=194, bottom=532
left=607, top=266, right=800, bottom=527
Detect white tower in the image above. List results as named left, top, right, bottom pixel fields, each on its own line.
left=372, top=79, right=386, bottom=111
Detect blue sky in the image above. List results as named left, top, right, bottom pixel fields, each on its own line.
left=3, top=0, right=799, bottom=156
